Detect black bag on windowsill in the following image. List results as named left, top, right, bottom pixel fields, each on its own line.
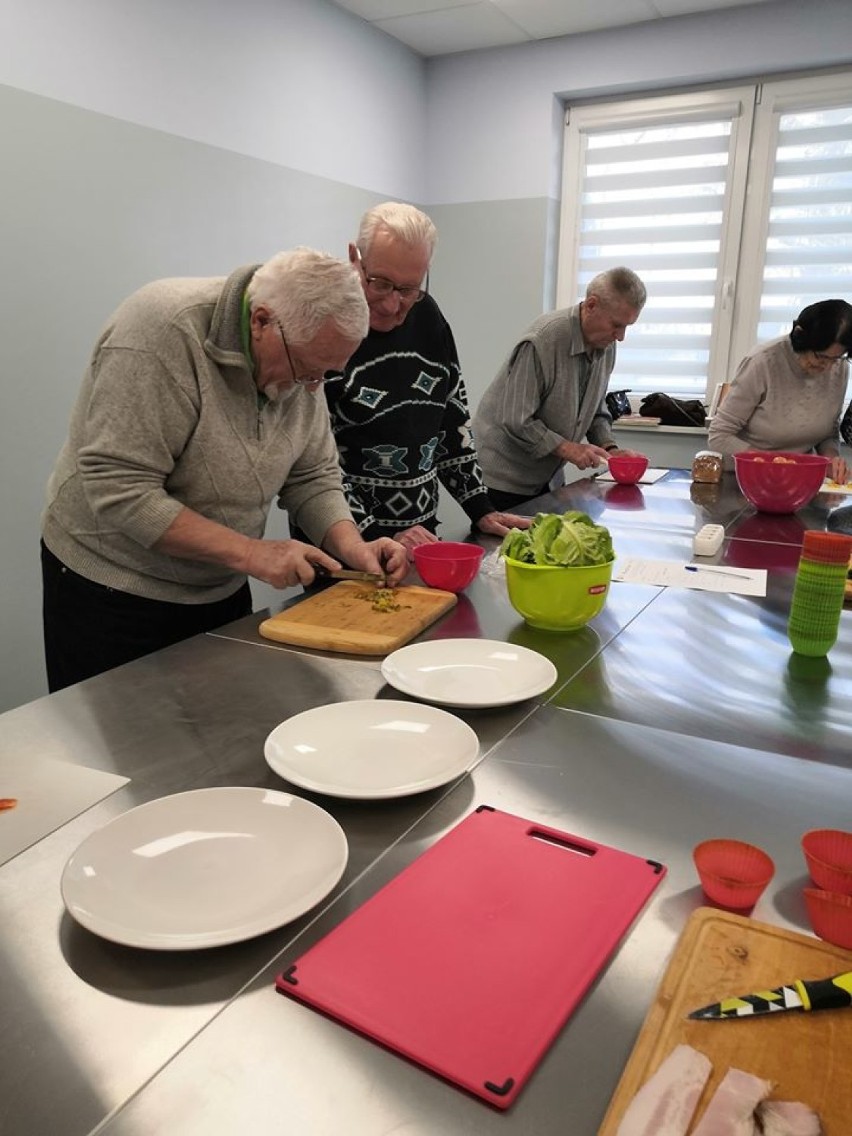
left=639, top=392, right=707, bottom=428
left=605, top=389, right=632, bottom=421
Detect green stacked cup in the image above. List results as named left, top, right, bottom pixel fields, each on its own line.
left=788, top=532, right=852, bottom=657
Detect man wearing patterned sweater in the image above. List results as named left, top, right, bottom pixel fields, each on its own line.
left=323, top=202, right=529, bottom=556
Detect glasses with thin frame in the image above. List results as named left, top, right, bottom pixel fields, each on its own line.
left=812, top=348, right=849, bottom=363
left=277, top=322, right=331, bottom=385
left=354, top=247, right=428, bottom=303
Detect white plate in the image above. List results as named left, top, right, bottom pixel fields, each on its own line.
left=264, top=700, right=479, bottom=799
left=380, top=639, right=558, bottom=708
left=61, top=787, right=348, bottom=950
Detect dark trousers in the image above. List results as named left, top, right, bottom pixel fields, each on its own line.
left=41, top=541, right=252, bottom=692
left=485, top=486, right=546, bottom=511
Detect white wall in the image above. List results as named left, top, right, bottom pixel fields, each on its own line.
left=0, top=0, right=424, bottom=199
left=0, top=0, right=424, bottom=714
left=424, top=0, right=852, bottom=204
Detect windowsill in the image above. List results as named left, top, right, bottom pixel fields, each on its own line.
left=614, top=423, right=708, bottom=436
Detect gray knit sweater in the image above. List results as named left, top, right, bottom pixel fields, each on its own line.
left=42, top=266, right=353, bottom=603
left=708, top=334, right=847, bottom=467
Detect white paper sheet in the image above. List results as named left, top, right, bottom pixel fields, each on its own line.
left=0, top=753, right=129, bottom=867
left=612, top=558, right=767, bottom=596
left=596, top=467, right=670, bottom=485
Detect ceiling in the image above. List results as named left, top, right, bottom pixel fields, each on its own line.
left=331, top=0, right=779, bottom=57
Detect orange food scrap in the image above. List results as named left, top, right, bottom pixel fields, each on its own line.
left=0, top=798, right=18, bottom=811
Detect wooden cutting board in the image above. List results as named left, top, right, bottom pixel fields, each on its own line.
left=259, top=581, right=457, bottom=655
left=598, top=907, right=852, bottom=1135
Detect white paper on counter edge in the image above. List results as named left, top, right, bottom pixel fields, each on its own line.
left=612, top=558, right=767, bottom=596
left=596, top=467, right=670, bottom=485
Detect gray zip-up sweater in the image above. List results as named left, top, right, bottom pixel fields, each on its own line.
left=42, top=266, right=353, bottom=603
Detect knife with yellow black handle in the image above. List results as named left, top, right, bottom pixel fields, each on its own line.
left=688, top=970, right=852, bottom=1019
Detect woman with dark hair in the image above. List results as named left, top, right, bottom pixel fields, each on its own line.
left=708, top=299, right=852, bottom=482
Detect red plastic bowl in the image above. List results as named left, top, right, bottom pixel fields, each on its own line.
left=607, top=455, right=649, bottom=485
left=412, top=542, right=484, bottom=593
left=733, top=451, right=829, bottom=514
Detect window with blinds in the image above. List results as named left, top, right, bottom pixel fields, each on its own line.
left=743, top=81, right=852, bottom=346
left=559, top=71, right=852, bottom=405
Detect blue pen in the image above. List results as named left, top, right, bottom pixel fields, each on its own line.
left=684, top=565, right=754, bottom=579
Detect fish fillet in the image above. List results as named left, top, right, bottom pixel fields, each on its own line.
left=615, top=1043, right=712, bottom=1135
left=691, top=1067, right=774, bottom=1135
left=756, top=1100, right=822, bottom=1136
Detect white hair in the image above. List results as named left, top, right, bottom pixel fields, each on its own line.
left=357, top=202, right=437, bottom=259
left=586, top=267, right=647, bottom=310
left=247, top=247, right=368, bottom=344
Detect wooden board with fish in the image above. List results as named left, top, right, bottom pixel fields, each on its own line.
left=259, top=581, right=457, bottom=656
left=598, top=907, right=852, bottom=1134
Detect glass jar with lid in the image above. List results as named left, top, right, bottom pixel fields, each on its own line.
left=692, top=450, right=723, bottom=484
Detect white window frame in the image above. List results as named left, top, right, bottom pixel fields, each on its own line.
left=558, top=71, right=852, bottom=405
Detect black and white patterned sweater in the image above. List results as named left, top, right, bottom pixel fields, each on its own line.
left=324, top=296, right=494, bottom=539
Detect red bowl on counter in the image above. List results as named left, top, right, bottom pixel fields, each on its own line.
left=733, top=451, right=829, bottom=514
left=607, top=455, right=649, bottom=485
left=413, top=542, right=484, bottom=593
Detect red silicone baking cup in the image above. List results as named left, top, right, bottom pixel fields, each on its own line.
left=801, top=829, right=852, bottom=896
left=693, top=839, right=775, bottom=909
left=803, top=888, right=852, bottom=950
left=800, top=531, right=852, bottom=565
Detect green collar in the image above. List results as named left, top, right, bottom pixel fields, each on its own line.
left=240, top=289, right=255, bottom=372
left=241, top=290, right=268, bottom=408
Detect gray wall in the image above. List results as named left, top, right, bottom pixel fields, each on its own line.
left=0, top=84, right=382, bottom=712
left=428, top=198, right=557, bottom=407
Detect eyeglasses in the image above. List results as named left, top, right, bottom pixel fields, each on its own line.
left=277, top=323, right=331, bottom=386
left=812, top=349, right=849, bottom=362
left=354, top=248, right=428, bottom=303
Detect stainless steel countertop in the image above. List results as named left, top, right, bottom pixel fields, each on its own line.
left=2, top=469, right=850, bottom=1135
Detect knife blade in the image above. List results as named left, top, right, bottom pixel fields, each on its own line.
left=688, top=970, right=852, bottom=1020
left=315, top=566, right=386, bottom=586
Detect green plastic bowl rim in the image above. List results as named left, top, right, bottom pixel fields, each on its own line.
left=503, top=555, right=615, bottom=571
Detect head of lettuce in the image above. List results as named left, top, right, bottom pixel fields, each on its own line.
left=500, top=512, right=614, bottom=568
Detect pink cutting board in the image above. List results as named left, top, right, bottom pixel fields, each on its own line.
left=276, top=806, right=666, bottom=1109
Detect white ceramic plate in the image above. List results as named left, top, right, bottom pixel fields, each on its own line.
left=264, top=700, right=479, bottom=799
left=380, top=639, right=558, bottom=708
left=61, top=787, right=348, bottom=950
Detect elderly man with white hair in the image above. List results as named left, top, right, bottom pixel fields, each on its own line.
left=41, top=247, right=407, bottom=691
left=317, top=202, right=529, bottom=557
left=473, top=267, right=649, bottom=509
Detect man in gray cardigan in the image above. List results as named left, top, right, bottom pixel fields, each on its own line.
left=473, top=267, right=648, bottom=509
left=41, top=248, right=407, bottom=691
